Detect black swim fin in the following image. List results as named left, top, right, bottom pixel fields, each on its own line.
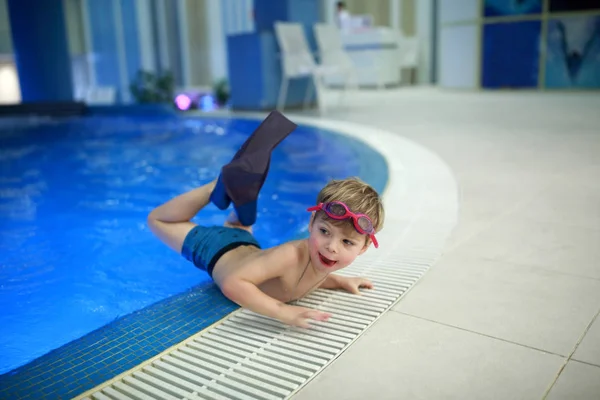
left=209, top=110, right=297, bottom=226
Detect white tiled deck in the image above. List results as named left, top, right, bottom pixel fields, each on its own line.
left=286, top=87, right=600, bottom=400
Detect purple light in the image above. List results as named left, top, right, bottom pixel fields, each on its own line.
left=175, top=94, right=192, bottom=111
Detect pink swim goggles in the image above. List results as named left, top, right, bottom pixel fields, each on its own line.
left=307, top=201, right=379, bottom=248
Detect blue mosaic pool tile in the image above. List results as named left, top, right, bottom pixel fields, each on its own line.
left=0, top=281, right=239, bottom=400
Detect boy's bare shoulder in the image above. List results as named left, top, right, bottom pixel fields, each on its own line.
left=253, top=239, right=307, bottom=267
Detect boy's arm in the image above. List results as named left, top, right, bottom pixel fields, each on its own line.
left=222, top=279, right=287, bottom=320
left=319, top=274, right=345, bottom=290
left=218, top=244, right=330, bottom=327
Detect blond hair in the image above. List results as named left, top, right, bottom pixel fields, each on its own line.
left=314, top=177, right=384, bottom=233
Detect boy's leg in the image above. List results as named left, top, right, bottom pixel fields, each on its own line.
left=147, top=180, right=217, bottom=253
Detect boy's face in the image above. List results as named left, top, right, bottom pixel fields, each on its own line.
left=308, top=214, right=369, bottom=273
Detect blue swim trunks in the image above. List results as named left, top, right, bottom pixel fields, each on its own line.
left=181, top=225, right=261, bottom=277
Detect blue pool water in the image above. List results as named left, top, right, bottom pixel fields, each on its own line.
left=0, top=115, right=379, bottom=375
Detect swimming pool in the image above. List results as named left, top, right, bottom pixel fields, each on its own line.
left=0, top=114, right=386, bottom=377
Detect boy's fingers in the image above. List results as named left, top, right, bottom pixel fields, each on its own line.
left=298, top=317, right=316, bottom=329
left=361, top=279, right=374, bottom=288
left=304, top=310, right=331, bottom=321
left=298, top=319, right=311, bottom=329
left=316, top=311, right=332, bottom=321
left=351, top=286, right=362, bottom=295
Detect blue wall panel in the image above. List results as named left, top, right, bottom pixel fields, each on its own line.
left=121, top=0, right=142, bottom=81
left=227, top=33, right=265, bottom=109
left=6, top=0, right=74, bottom=102
left=482, top=21, right=541, bottom=88
left=253, top=0, right=288, bottom=32
left=87, top=0, right=120, bottom=92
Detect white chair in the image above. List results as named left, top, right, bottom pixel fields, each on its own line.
left=313, top=23, right=359, bottom=89
left=397, top=35, right=419, bottom=85
left=274, top=22, right=341, bottom=113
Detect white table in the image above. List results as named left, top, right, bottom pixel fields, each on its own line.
left=323, top=27, right=402, bottom=88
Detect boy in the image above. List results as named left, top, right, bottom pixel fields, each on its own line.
left=147, top=114, right=384, bottom=328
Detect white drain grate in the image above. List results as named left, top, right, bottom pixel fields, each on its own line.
left=75, top=252, right=440, bottom=400
left=75, top=116, right=459, bottom=400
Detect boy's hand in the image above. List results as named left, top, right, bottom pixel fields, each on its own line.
left=278, top=305, right=332, bottom=329
left=340, top=276, right=374, bottom=295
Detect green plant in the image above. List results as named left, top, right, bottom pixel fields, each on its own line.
left=213, top=78, right=229, bottom=105
left=129, top=70, right=175, bottom=103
